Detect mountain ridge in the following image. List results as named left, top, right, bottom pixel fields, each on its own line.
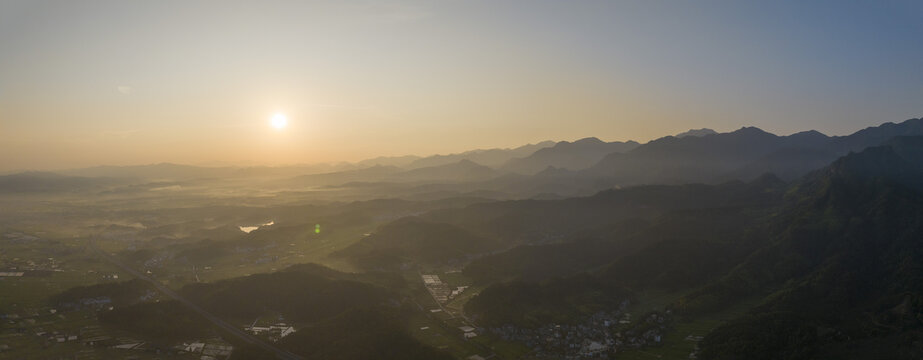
left=502, top=137, right=640, bottom=174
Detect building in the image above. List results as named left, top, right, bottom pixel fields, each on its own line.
left=245, top=323, right=296, bottom=341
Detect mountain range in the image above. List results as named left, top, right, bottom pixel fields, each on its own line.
left=4, top=118, right=922, bottom=199
left=582, top=118, right=923, bottom=185
left=457, top=135, right=923, bottom=359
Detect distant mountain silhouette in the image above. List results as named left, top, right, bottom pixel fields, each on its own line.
left=355, top=155, right=421, bottom=168
left=290, top=160, right=499, bottom=186
left=586, top=126, right=788, bottom=183
left=312, top=120, right=921, bottom=199
left=675, top=128, right=717, bottom=137
left=0, top=172, right=130, bottom=193
left=291, top=165, right=403, bottom=186
left=406, top=141, right=555, bottom=169
left=27, top=117, right=923, bottom=198
left=584, top=117, right=923, bottom=185
left=828, top=117, right=923, bottom=153
left=502, top=137, right=640, bottom=174
left=60, top=162, right=357, bottom=181
left=61, top=163, right=226, bottom=180
left=722, top=147, right=837, bottom=181
left=782, top=129, right=830, bottom=148
left=391, top=159, right=498, bottom=182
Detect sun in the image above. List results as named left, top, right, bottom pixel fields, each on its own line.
left=270, top=113, right=288, bottom=129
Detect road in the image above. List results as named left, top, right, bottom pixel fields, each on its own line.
left=89, top=240, right=304, bottom=360
left=418, top=272, right=498, bottom=359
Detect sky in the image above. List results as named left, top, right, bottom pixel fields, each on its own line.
left=1, top=0, right=922, bottom=171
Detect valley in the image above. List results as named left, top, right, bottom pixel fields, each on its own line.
left=1, top=119, right=922, bottom=359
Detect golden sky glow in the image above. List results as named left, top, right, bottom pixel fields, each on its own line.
left=1, top=1, right=922, bottom=171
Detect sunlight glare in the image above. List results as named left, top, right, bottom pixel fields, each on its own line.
left=271, top=113, right=288, bottom=129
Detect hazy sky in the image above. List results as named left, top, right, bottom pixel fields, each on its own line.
left=1, top=0, right=921, bottom=170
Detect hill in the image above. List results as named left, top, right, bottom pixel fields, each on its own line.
left=502, top=137, right=640, bottom=174
left=462, top=176, right=786, bottom=326
left=461, top=139, right=923, bottom=357
left=392, top=159, right=499, bottom=182
left=98, top=264, right=451, bottom=358
left=691, top=137, right=923, bottom=359
left=273, top=309, right=453, bottom=360
left=722, top=147, right=838, bottom=181
left=178, top=266, right=393, bottom=323
left=406, top=141, right=555, bottom=169
left=331, top=217, right=498, bottom=270
left=425, top=174, right=785, bottom=246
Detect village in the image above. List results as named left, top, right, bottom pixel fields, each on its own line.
left=244, top=321, right=297, bottom=343
left=1, top=283, right=237, bottom=360
left=417, top=272, right=679, bottom=359
left=487, top=303, right=673, bottom=359
left=1, top=306, right=234, bottom=359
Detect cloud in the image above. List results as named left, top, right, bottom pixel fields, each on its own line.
left=116, top=85, right=132, bottom=95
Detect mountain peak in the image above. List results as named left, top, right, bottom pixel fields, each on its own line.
left=572, top=137, right=604, bottom=145
left=791, top=129, right=826, bottom=136
left=786, top=129, right=829, bottom=140
left=675, top=128, right=717, bottom=138
left=729, top=126, right=776, bottom=138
